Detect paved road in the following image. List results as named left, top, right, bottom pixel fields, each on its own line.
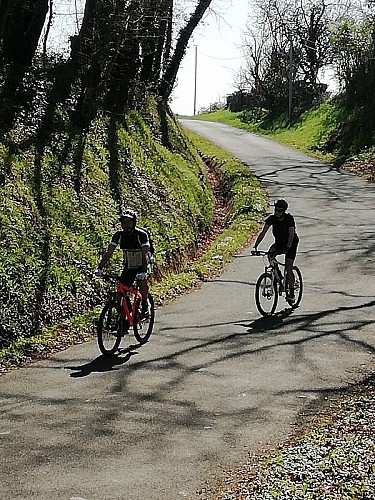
left=1, top=121, right=375, bottom=500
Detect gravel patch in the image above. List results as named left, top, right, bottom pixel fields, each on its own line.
left=199, top=375, right=375, bottom=500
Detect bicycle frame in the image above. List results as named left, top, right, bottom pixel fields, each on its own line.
left=97, top=273, right=155, bottom=354
left=114, top=281, right=143, bottom=327
left=264, top=256, right=285, bottom=294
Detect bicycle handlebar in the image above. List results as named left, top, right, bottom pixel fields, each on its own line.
left=251, top=250, right=285, bottom=266
left=100, top=272, right=121, bottom=280
left=251, top=250, right=267, bottom=256
left=98, top=272, right=146, bottom=286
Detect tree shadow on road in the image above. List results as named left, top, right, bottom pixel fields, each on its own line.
left=66, top=344, right=141, bottom=377
left=239, top=307, right=295, bottom=333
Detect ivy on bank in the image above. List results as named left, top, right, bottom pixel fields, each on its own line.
left=0, top=108, right=267, bottom=372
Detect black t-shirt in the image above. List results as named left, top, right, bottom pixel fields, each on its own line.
left=110, top=228, right=149, bottom=270
left=265, top=213, right=298, bottom=249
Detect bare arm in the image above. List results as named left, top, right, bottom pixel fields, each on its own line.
left=141, top=244, right=150, bottom=271
left=286, top=227, right=295, bottom=249
left=254, top=224, right=270, bottom=249
left=97, top=243, right=116, bottom=271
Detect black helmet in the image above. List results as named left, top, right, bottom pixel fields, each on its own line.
left=119, top=208, right=137, bottom=225
left=274, top=199, right=288, bottom=210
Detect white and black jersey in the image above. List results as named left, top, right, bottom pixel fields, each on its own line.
left=110, top=228, right=149, bottom=270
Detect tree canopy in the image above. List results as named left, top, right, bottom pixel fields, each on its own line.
left=230, top=0, right=374, bottom=118
left=0, top=0, right=214, bottom=139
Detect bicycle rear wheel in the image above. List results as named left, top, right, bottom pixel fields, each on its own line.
left=133, top=294, right=155, bottom=344
left=97, top=301, right=122, bottom=355
left=255, top=272, right=278, bottom=316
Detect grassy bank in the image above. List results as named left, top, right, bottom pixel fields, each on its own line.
left=0, top=107, right=210, bottom=361
left=194, top=103, right=375, bottom=166
left=0, top=117, right=267, bottom=372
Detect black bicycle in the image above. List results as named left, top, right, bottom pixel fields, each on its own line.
left=251, top=250, right=303, bottom=316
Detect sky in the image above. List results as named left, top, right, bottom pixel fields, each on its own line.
left=46, top=0, right=338, bottom=117
left=170, top=0, right=250, bottom=116
left=46, top=1, right=249, bottom=117
left=45, top=0, right=336, bottom=116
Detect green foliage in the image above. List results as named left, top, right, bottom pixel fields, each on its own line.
left=114, top=110, right=214, bottom=262
left=238, top=108, right=272, bottom=128
left=0, top=104, right=268, bottom=369
left=321, top=104, right=375, bottom=158
left=0, top=120, right=120, bottom=347
left=187, top=130, right=266, bottom=220
left=197, top=101, right=374, bottom=162
left=0, top=105, right=214, bottom=349
left=331, top=19, right=375, bottom=87
left=195, top=109, right=259, bottom=131
left=268, top=103, right=339, bottom=158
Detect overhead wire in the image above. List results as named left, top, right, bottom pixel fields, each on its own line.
left=198, top=51, right=244, bottom=61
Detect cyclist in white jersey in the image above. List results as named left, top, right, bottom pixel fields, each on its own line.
left=95, top=209, right=151, bottom=317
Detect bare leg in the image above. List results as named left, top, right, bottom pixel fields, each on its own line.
left=138, top=279, right=149, bottom=301
left=285, top=258, right=295, bottom=295
left=138, top=278, right=149, bottom=316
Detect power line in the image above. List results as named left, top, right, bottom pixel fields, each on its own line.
left=198, top=51, right=244, bottom=61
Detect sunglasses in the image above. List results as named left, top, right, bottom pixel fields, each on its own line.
left=275, top=207, right=285, bottom=213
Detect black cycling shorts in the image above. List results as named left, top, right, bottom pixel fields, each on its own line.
left=269, top=235, right=299, bottom=261
left=119, top=269, right=141, bottom=286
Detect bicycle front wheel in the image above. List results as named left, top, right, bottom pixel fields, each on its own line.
left=97, top=301, right=122, bottom=355
left=133, top=294, right=155, bottom=344
left=292, top=266, right=303, bottom=308
left=255, top=272, right=278, bottom=316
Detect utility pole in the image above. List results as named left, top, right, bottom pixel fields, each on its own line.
left=288, top=37, right=293, bottom=120
left=288, top=0, right=299, bottom=121
left=193, top=45, right=198, bottom=116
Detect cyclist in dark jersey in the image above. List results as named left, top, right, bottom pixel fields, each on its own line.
left=253, top=199, right=299, bottom=302
left=95, top=208, right=151, bottom=317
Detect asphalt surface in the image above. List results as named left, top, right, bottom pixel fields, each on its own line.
left=1, top=120, right=375, bottom=500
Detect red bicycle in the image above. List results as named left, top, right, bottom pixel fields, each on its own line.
left=97, top=273, right=155, bottom=355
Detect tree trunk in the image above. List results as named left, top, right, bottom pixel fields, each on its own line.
left=0, top=0, right=49, bottom=135
left=139, top=0, right=173, bottom=85
left=103, top=0, right=141, bottom=116
left=159, top=0, right=213, bottom=102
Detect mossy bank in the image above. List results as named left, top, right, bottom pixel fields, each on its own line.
left=0, top=101, right=266, bottom=371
